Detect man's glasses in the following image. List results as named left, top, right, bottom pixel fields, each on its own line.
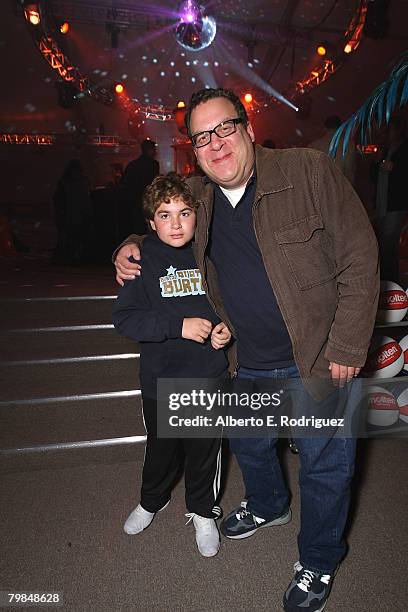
left=191, top=118, right=244, bottom=148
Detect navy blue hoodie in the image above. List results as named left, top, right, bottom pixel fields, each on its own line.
left=112, top=233, right=228, bottom=398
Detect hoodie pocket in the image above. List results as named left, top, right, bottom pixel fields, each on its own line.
left=275, top=215, right=336, bottom=290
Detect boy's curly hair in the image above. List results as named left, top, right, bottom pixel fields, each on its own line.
left=143, top=174, right=198, bottom=221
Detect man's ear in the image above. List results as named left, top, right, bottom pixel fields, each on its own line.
left=149, top=219, right=156, bottom=231
left=247, top=122, right=255, bottom=143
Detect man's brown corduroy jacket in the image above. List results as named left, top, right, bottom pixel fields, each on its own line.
left=116, top=145, right=379, bottom=388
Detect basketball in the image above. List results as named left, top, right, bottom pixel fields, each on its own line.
left=398, top=334, right=408, bottom=375
left=396, top=388, right=408, bottom=423
left=364, top=386, right=399, bottom=427
left=376, top=281, right=408, bottom=323
left=363, top=335, right=404, bottom=378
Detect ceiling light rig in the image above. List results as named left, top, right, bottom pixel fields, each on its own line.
left=18, top=0, right=173, bottom=122
left=0, top=133, right=54, bottom=145
left=23, top=3, right=41, bottom=26
left=18, top=0, right=370, bottom=124
left=175, top=1, right=216, bottom=52
left=342, top=0, right=369, bottom=55
left=294, top=0, right=368, bottom=98
left=242, top=1, right=369, bottom=116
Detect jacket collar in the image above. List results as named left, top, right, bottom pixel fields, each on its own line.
left=194, top=144, right=293, bottom=211
left=254, top=144, right=293, bottom=195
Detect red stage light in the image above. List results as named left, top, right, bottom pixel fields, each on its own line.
left=24, top=5, right=41, bottom=26
left=174, top=102, right=187, bottom=134
left=357, top=144, right=378, bottom=154
left=317, top=45, right=327, bottom=56
left=115, top=83, right=125, bottom=94
left=244, top=93, right=253, bottom=103
left=60, top=22, right=69, bottom=34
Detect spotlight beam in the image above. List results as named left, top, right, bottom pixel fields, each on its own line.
left=217, top=39, right=298, bottom=112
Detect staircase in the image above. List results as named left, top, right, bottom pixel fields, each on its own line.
left=0, top=295, right=145, bottom=453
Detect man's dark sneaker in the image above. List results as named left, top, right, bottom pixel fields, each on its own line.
left=220, top=500, right=291, bottom=539
left=283, top=561, right=335, bottom=612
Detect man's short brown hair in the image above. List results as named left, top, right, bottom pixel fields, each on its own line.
left=184, top=88, right=249, bottom=138
left=143, top=174, right=198, bottom=221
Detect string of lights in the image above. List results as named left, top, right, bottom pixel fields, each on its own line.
left=0, top=132, right=139, bottom=146
left=0, top=133, right=55, bottom=145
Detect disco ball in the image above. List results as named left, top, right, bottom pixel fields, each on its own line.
left=175, top=12, right=216, bottom=52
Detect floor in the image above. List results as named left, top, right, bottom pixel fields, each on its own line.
left=1, top=252, right=407, bottom=612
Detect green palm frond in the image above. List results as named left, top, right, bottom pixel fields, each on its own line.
left=329, top=51, right=408, bottom=157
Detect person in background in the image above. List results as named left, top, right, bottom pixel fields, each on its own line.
left=91, top=163, right=125, bottom=262
left=372, top=115, right=408, bottom=281
left=308, top=115, right=356, bottom=185
left=118, top=139, right=160, bottom=240
left=52, top=159, right=93, bottom=264
left=109, top=162, right=124, bottom=187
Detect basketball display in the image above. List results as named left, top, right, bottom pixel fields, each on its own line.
left=364, top=386, right=399, bottom=427
left=398, top=334, right=408, bottom=375
left=363, top=335, right=404, bottom=378
left=396, top=388, right=408, bottom=424
left=376, top=281, right=408, bottom=323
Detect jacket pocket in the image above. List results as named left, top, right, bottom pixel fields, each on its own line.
left=274, top=215, right=336, bottom=290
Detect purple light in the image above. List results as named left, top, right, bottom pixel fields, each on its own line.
left=179, top=0, right=200, bottom=24
left=176, top=0, right=216, bottom=51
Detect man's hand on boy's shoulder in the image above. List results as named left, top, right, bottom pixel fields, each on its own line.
left=211, top=322, right=231, bottom=350
left=182, top=318, right=212, bottom=343
left=115, top=243, right=141, bottom=286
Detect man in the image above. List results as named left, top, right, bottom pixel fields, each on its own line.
left=114, top=88, right=379, bottom=612
left=118, top=138, right=160, bottom=239
left=372, top=115, right=408, bottom=281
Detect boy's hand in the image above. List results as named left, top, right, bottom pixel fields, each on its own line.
left=211, top=322, right=231, bottom=349
left=182, top=318, right=212, bottom=343
left=115, top=244, right=141, bottom=286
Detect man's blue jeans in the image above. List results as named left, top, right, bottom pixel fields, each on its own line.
left=229, top=364, right=357, bottom=573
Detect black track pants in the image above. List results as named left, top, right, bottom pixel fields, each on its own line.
left=140, top=397, right=222, bottom=517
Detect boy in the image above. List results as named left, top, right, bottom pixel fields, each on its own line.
left=112, top=174, right=231, bottom=557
